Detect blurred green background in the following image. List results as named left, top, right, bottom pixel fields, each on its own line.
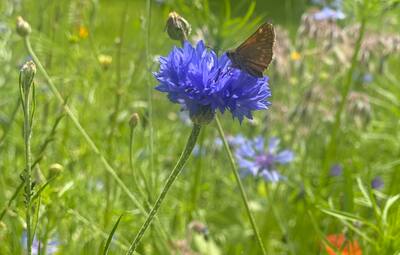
left=1, top=0, right=400, bottom=254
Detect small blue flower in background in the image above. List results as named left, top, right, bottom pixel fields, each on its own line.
left=330, top=164, right=342, bottom=177
left=154, top=41, right=271, bottom=123
left=312, top=0, right=343, bottom=11
left=314, top=7, right=346, bottom=21
left=371, top=176, right=384, bottom=190
left=22, top=232, right=59, bottom=255
left=363, top=73, right=373, bottom=84
left=232, top=136, right=294, bottom=182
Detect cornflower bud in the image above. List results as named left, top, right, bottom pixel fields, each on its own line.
left=16, top=16, right=31, bottom=37
left=20, top=61, right=36, bottom=94
left=129, top=113, right=140, bottom=129
left=49, top=163, right=64, bottom=178
left=165, top=11, right=191, bottom=42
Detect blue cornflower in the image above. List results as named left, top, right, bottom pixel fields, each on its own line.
left=154, top=41, right=271, bottom=123
left=233, top=136, right=294, bottom=182
left=314, top=7, right=345, bottom=21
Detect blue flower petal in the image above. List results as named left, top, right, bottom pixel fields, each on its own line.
left=275, top=150, right=294, bottom=164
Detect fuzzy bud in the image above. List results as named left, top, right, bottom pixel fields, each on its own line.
left=129, top=113, right=140, bottom=129
left=98, top=54, right=112, bottom=70
left=16, top=16, right=31, bottom=37
left=48, top=163, right=64, bottom=178
left=165, top=11, right=191, bottom=42
left=20, top=60, right=36, bottom=93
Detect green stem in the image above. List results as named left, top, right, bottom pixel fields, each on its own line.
left=22, top=79, right=33, bottom=255
left=129, top=128, right=152, bottom=202
left=126, top=124, right=202, bottom=255
left=322, top=17, right=367, bottom=183
left=22, top=37, right=146, bottom=215
left=215, top=116, right=267, bottom=255
left=145, top=0, right=155, bottom=193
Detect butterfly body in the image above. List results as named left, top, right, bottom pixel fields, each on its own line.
left=227, top=23, right=275, bottom=77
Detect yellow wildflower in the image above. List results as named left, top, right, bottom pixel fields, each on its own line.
left=78, top=25, right=89, bottom=39
left=290, top=51, right=301, bottom=61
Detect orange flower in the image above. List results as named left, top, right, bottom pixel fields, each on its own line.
left=78, top=25, right=89, bottom=39
left=325, top=234, right=362, bottom=255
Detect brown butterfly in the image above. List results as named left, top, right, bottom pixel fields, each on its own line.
left=226, top=22, right=275, bottom=77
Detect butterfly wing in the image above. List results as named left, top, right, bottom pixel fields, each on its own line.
left=233, top=23, right=275, bottom=77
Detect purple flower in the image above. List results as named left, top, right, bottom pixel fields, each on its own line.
left=314, top=7, right=345, bottom=21
left=330, top=164, right=342, bottom=177
left=233, top=136, right=294, bottom=182
left=371, top=176, right=384, bottom=190
left=154, top=41, right=271, bottom=123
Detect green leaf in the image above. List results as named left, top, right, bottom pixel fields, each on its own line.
left=103, top=214, right=123, bottom=255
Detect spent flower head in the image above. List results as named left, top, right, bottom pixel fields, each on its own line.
left=232, top=136, right=294, bottom=182
left=154, top=41, right=271, bottom=124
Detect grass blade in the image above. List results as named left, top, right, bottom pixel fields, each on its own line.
left=103, top=214, right=124, bottom=255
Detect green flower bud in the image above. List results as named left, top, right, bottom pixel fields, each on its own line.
left=48, top=163, right=64, bottom=178
left=98, top=54, right=112, bottom=70
left=166, top=12, right=191, bottom=42
left=129, top=113, right=140, bottom=129
left=190, top=106, right=214, bottom=125
left=16, top=16, right=31, bottom=37
left=20, top=60, right=36, bottom=93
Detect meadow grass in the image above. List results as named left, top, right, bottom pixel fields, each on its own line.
left=0, top=0, right=400, bottom=254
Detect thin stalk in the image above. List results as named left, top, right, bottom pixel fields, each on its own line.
left=22, top=37, right=146, bottom=215
left=189, top=128, right=205, bottom=218
left=144, top=0, right=155, bottom=191
left=322, top=17, right=367, bottom=183
left=22, top=80, right=33, bottom=255
left=129, top=127, right=152, bottom=201
left=103, top=1, right=129, bottom=230
left=126, top=124, right=202, bottom=255
left=215, top=116, right=267, bottom=255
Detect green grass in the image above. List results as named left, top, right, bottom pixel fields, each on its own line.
left=1, top=0, right=400, bottom=254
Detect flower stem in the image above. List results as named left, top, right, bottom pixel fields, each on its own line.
left=21, top=77, right=33, bottom=255
left=145, top=0, right=155, bottom=194
left=322, top=16, right=367, bottom=184
left=215, top=116, right=267, bottom=255
left=126, top=124, right=202, bottom=255
left=22, top=36, right=146, bottom=214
